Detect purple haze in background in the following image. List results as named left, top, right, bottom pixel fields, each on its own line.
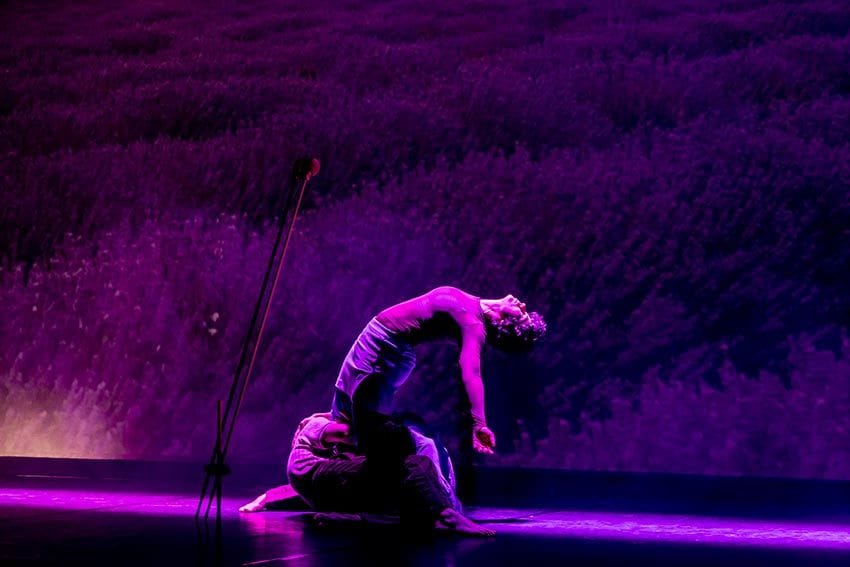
left=1, top=0, right=849, bottom=479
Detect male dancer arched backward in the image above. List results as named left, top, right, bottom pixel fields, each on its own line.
left=330, top=286, right=546, bottom=502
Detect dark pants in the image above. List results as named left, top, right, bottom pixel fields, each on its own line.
left=310, top=453, right=452, bottom=525
left=333, top=374, right=460, bottom=509
left=351, top=375, right=415, bottom=459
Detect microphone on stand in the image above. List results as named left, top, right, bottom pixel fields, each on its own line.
left=293, top=157, right=321, bottom=181
left=197, top=154, right=320, bottom=526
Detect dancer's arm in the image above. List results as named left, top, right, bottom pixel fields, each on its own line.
left=459, top=328, right=496, bottom=455
left=298, top=412, right=332, bottom=431
left=321, top=421, right=353, bottom=445
left=425, top=286, right=496, bottom=454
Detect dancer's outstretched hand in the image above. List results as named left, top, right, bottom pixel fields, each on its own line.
left=473, top=425, right=496, bottom=455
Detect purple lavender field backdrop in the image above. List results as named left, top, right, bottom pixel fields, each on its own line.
left=2, top=0, right=849, bottom=479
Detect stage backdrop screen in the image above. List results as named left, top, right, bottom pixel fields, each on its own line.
left=2, top=0, right=849, bottom=480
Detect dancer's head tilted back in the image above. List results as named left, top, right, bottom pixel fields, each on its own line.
left=481, top=294, right=547, bottom=352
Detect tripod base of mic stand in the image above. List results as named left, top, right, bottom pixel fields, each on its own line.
left=203, top=457, right=230, bottom=522
left=197, top=456, right=230, bottom=567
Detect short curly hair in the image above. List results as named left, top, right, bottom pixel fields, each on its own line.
left=486, top=311, right=547, bottom=352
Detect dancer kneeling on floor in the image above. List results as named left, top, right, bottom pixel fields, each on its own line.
left=240, top=412, right=494, bottom=537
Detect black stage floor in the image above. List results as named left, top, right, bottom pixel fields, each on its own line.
left=2, top=463, right=850, bottom=566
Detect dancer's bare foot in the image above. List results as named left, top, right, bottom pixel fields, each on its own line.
left=434, top=508, right=495, bottom=537
left=239, top=492, right=267, bottom=513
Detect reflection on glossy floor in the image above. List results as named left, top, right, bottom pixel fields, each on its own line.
left=3, top=480, right=850, bottom=566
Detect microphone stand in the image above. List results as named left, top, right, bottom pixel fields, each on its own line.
left=194, top=158, right=319, bottom=538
